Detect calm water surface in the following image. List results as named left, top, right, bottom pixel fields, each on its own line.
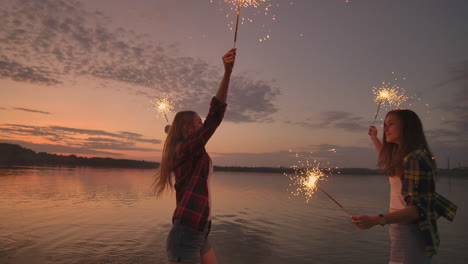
left=0, top=167, right=466, bottom=264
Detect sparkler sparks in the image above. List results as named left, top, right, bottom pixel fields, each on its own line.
left=287, top=160, right=330, bottom=203
left=371, top=74, right=409, bottom=123
left=373, top=85, right=408, bottom=107
left=149, top=97, right=175, bottom=124
left=227, top=0, right=273, bottom=44
left=212, top=0, right=286, bottom=44
left=286, top=158, right=351, bottom=215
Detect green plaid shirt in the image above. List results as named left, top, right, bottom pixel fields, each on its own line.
left=402, top=147, right=457, bottom=256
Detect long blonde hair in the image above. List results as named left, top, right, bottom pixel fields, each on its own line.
left=153, top=111, right=197, bottom=197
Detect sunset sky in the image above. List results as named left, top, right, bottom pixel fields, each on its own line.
left=1, top=0, right=467, bottom=168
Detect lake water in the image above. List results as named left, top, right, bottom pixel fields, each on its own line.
left=0, top=167, right=466, bottom=264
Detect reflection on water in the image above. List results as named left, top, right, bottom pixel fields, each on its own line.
left=0, top=167, right=466, bottom=264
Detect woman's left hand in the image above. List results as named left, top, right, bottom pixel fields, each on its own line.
left=351, top=214, right=378, bottom=229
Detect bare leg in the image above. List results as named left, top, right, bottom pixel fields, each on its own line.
left=201, top=248, right=218, bottom=264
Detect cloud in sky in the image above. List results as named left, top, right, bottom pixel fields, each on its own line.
left=285, top=111, right=367, bottom=132
left=1, top=106, right=51, bottom=115
left=12, top=107, right=52, bottom=115
left=0, top=0, right=278, bottom=122
left=0, top=59, right=60, bottom=85
left=430, top=60, right=468, bottom=147
left=434, top=60, right=468, bottom=88
left=0, top=124, right=161, bottom=155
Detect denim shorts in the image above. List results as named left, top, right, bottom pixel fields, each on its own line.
left=166, top=219, right=212, bottom=263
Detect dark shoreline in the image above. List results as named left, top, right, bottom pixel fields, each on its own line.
left=1, top=143, right=466, bottom=176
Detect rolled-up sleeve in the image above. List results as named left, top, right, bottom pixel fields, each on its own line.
left=401, top=153, right=434, bottom=221
left=176, top=97, right=227, bottom=160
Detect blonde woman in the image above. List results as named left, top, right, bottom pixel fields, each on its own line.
left=351, top=109, right=457, bottom=264
left=153, top=48, right=236, bottom=264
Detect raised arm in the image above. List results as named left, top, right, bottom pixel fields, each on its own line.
left=368, top=126, right=383, bottom=154
left=174, top=49, right=236, bottom=163
left=216, top=48, right=236, bottom=104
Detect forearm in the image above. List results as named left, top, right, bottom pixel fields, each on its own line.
left=352, top=205, right=420, bottom=229
left=380, top=206, right=420, bottom=225
left=215, top=71, right=232, bottom=104
left=371, top=137, right=383, bottom=154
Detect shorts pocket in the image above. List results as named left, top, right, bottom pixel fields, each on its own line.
left=178, top=225, right=205, bottom=251
left=167, top=222, right=205, bottom=263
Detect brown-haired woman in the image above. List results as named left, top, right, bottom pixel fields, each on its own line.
left=153, top=48, right=236, bottom=264
left=351, top=109, right=457, bottom=264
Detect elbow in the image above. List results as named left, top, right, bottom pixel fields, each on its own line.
left=408, top=205, right=422, bottom=223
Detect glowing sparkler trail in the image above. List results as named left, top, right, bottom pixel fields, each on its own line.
left=217, top=0, right=278, bottom=43
left=287, top=159, right=350, bottom=215
left=372, top=82, right=409, bottom=124
left=287, top=161, right=326, bottom=202
left=150, top=97, right=175, bottom=124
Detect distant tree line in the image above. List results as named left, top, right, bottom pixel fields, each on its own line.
left=0, top=143, right=465, bottom=176
left=0, top=143, right=158, bottom=168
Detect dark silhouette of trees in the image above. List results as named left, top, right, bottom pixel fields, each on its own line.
left=0, top=143, right=465, bottom=175
left=0, top=143, right=157, bottom=168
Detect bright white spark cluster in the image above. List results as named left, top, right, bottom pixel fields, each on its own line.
left=211, top=0, right=286, bottom=43
left=286, top=159, right=333, bottom=203
left=149, top=97, right=176, bottom=123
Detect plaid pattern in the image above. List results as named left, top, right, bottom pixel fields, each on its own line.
left=402, top=146, right=457, bottom=256
left=172, top=97, right=227, bottom=231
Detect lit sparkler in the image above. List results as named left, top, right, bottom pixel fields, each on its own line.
left=372, top=80, right=409, bottom=124
left=289, top=166, right=327, bottom=202
left=287, top=159, right=351, bottom=215
left=229, top=0, right=271, bottom=45
left=215, top=0, right=278, bottom=44
left=150, top=97, right=175, bottom=124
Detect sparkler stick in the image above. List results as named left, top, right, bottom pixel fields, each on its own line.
left=157, top=101, right=171, bottom=124
left=316, top=185, right=352, bottom=215
left=233, top=0, right=242, bottom=47
left=372, top=100, right=383, bottom=125
left=162, top=112, right=169, bottom=123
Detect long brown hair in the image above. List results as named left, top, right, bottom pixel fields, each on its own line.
left=378, top=109, right=436, bottom=176
left=152, top=111, right=197, bottom=197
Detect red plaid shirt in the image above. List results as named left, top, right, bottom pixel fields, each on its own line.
left=172, top=97, right=227, bottom=231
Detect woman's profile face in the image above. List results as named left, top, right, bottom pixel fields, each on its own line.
left=192, top=114, right=203, bottom=132
left=384, top=113, right=402, bottom=144
left=185, top=113, right=202, bottom=137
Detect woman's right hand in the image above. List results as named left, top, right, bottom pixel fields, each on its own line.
left=368, top=126, right=378, bottom=139
left=222, top=48, right=236, bottom=74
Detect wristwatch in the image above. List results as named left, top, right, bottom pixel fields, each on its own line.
left=378, top=214, right=386, bottom=226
